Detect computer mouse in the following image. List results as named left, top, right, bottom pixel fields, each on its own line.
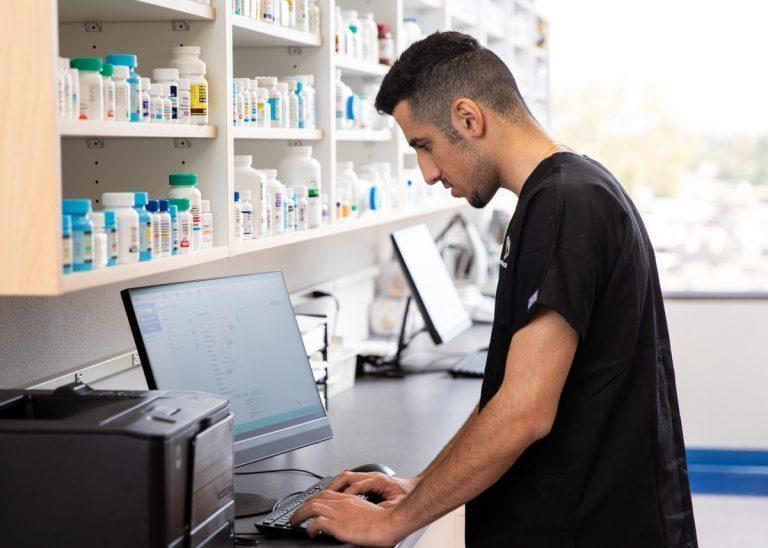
left=350, top=463, right=396, bottom=477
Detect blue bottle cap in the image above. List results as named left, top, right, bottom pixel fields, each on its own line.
left=169, top=204, right=178, bottom=219
left=105, top=53, right=138, bottom=68
left=62, top=214, right=72, bottom=232
left=234, top=191, right=240, bottom=201
left=133, top=192, right=148, bottom=207
left=146, top=199, right=160, bottom=213
left=62, top=199, right=93, bottom=216
left=159, top=199, right=170, bottom=212
left=103, top=210, right=116, bottom=228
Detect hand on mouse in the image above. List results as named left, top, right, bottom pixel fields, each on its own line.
left=325, top=471, right=419, bottom=507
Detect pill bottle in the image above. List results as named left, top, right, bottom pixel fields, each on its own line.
left=234, top=155, right=266, bottom=237
left=169, top=46, right=208, bottom=125
left=262, top=0, right=275, bottom=23
left=241, top=190, right=254, bottom=240
left=277, top=81, right=291, bottom=128
left=263, top=169, right=284, bottom=235
left=297, top=187, right=309, bottom=230
left=167, top=173, right=202, bottom=250
left=58, top=58, right=71, bottom=119
left=68, top=66, right=80, bottom=120
left=62, top=199, right=94, bottom=271
left=200, top=199, right=214, bottom=248
left=70, top=58, right=104, bottom=121
left=168, top=198, right=192, bottom=253
left=162, top=84, right=174, bottom=123
left=87, top=211, right=109, bottom=269
left=278, top=146, right=322, bottom=195
left=113, top=65, right=131, bottom=122
left=140, top=77, right=151, bottom=122
left=378, top=23, right=394, bottom=66
left=101, top=192, right=139, bottom=264
left=133, top=192, right=153, bottom=261
left=307, top=188, right=321, bottom=228
left=62, top=214, right=73, bottom=274
left=103, top=210, right=118, bottom=266
left=157, top=200, right=172, bottom=257
left=286, top=80, right=299, bottom=128
left=258, top=77, right=282, bottom=128
left=149, top=83, right=164, bottom=122
left=233, top=191, right=244, bottom=241
left=285, top=187, right=297, bottom=231
left=169, top=204, right=180, bottom=255
left=105, top=54, right=141, bottom=121
left=146, top=200, right=162, bottom=258
left=309, top=0, right=320, bottom=34
left=153, top=68, right=179, bottom=122
left=178, top=78, right=192, bottom=124
left=257, top=86, right=270, bottom=128
left=100, top=63, right=115, bottom=121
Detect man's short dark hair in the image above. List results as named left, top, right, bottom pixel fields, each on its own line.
left=375, top=31, right=531, bottom=141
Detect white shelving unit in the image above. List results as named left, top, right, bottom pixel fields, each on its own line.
left=0, top=0, right=548, bottom=295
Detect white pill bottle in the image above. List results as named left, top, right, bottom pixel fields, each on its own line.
left=169, top=46, right=208, bottom=125
left=278, top=146, right=322, bottom=196
left=101, top=192, right=139, bottom=264
left=234, top=155, right=267, bottom=238
left=167, top=173, right=203, bottom=250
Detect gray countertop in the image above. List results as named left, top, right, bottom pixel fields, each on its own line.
left=234, top=373, right=483, bottom=546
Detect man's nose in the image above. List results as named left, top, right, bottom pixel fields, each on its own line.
left=418, top=157, right=441, bottom=185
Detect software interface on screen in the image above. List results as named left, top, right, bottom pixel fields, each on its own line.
left=127, top=272, right=326, bottom=441
left=392, top=224, right=473, bottom=343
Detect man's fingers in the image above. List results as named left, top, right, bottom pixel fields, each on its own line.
left=290, top=501, right=336, bottom=525
left=325, top=471, right=373, bottom=492
left=305, top=516, right=337, bottom=539
left=343, top=478, right=377, bottom=496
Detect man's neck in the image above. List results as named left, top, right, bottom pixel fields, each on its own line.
left=496, top=123, right=569, bottom=196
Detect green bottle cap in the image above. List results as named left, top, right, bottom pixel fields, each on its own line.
left=169, top=173, right=198, bottom=186
left=70, top=57, right=104, bottom=72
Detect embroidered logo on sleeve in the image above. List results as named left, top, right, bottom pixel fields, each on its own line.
left=499, top=235, right=512, bottom=269
left=528, top=290, right=539, bottom=310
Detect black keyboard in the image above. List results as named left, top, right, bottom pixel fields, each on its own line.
left=255, top=477, right=377, bottom=539
left=450, top=351, right=487, bottom=378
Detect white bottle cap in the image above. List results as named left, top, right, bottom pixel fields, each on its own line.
left=171, top=45, right=201, bottom=56
left=286, top=146, right=313, bottom=157
left=153, top=68, right=180, bottom=81
left=234, top=155, right=253, bottom=166
left=87, top=211, right=105, bottom=230
left=179, top=78, right=190, bottom=90
left=150, top=83, right=163, bottom=96
left=241, top=190, right=252, bottom=201
left=113, top=65, right=129, bottom=79
left=257, top=77, right=278, bottom=88
left=141, top=77, right=150, bottom=89
left=201, top=199, right=211, bottom=213
left=101, top=192, right=135, bottom=207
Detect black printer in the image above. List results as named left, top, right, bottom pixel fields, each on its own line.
left=0, top=383, right=235, bottom=547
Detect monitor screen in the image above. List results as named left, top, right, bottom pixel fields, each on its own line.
left=391, top=224, right=473, bottom=345
left=122, top=272, right=331, bottom=465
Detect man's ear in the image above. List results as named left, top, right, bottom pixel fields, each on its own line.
left=451, top=98, right=485, bottom=139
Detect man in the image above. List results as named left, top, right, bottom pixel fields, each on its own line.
left=292, top=31, right=697, bottom=547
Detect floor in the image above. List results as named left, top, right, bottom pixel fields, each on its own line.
left=693, top=494, right=768, bottom=547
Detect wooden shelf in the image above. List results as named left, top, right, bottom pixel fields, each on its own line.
left=335, top=56, right=390, bottom=77
left=58, top=0, right=215, bottom=23
left=233, top=201, right=464, bottom=256
left=59, top=246, right=229, bottom=294
left=232, top=127, right=323, bottom=140
left=336, top=129, right=393, bottom=142
left=232, top=14, right=322, bottom=47
left=59, top=121, right=217, bottom=139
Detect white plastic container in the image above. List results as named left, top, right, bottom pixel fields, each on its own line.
left=277, top=81, right=291, bottom=128
left=240, top=190, right=254, bottom=240
left=263, top=169, right=285, bottom=235
left=234, top=155, right=267, bottom=238
left=140, top=76, right=151, bottom=122
left=178, top=78, right=192, bottom=124
left=337, top=161, right=359, bottom=214
left=308, top=188, right=322, bottom=228
left=169, top=46, right=208, bottom=125
left=150, top=84, right=164, bottom=122
left=234, top=192, right=244, bottom=241
left=335, top=70, right=352, bottom=130
left=258, top=77, right=282, bottom=128
left=361, top=13, right=379, bottom=64
left=153, top=68, right=180, bottom=123
left=71, top=58, right=104, bottom=121
left=278, top=146, right=322, bottom=196
left=113, top=66, right=131, bottom=122
left=87, top=211, right=109, bottom=269
left=162, top=84, right=174, bottom=123
left=68, top=67, right=80, bottom=120
left=167, top=173, right=203, bottom=250
left=201, top=199, right=214, bottom=248
left=101, top=192, right=139, bottom=264
left=101, top=64, right=116, bottom=121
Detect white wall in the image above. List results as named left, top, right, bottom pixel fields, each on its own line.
left=666, top=298, right=768, bottom=449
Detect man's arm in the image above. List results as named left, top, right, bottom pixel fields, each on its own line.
left=291, top=306, right=578, bottom=546
left=418, top=403, right=478, bottom=479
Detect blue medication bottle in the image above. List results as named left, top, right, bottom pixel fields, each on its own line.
left=105, top=54, right=141, bottom=122
left=169, top=204, right=179, bottom=255
left=62, top=215, right=73, bottom=274
left=62, top=199, right=94, bottom=272
left=133, top=192, right=153, bottom=261
left=103, top=210, right=119, bottom=266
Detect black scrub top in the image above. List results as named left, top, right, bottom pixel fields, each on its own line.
left=465, top=153, right=698, bottom=547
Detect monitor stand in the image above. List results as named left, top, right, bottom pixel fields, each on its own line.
left=235, top=491, right=278, bottom=519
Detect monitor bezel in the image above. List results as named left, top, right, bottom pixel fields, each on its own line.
left=391, top=224, right=473, bottom=346
left=120, top=271, right=332, bottom=466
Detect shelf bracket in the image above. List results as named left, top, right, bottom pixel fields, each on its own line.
left=172, top=20, right=190, bottom=32
left=173, top=138, right=191, bottom=149
left=287, top=47, right=303, bottom=56
left=86, top=139, right=104, bottom=149
left=83, top=21, right=102, bottom=32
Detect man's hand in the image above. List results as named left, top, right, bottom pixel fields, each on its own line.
left=289, top=490, right=405, bottom=546
left=325, top=471, right=419, bottom=507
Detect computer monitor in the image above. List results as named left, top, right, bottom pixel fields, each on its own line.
left=391, top=224, right=473, bottom=345
left=121, top=272, right=332, bottom=515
